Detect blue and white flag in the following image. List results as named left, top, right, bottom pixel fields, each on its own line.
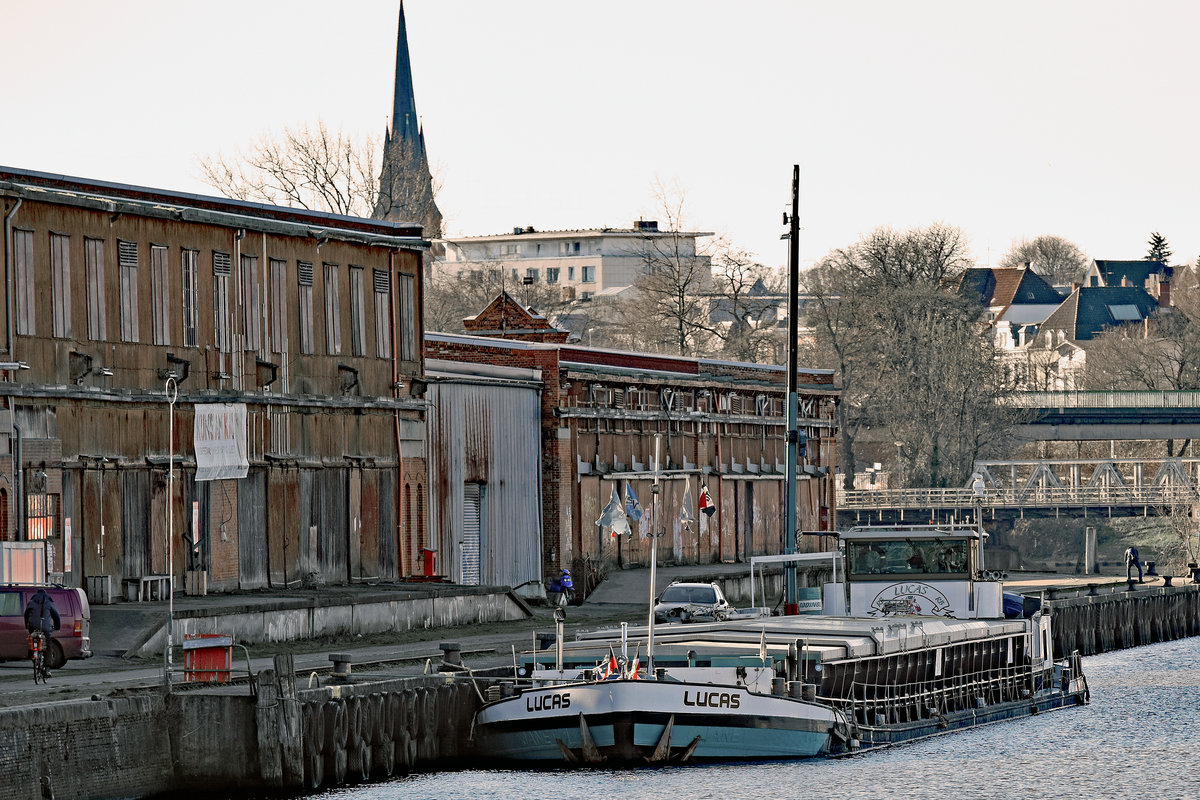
left=596, top=485, right=630, bottom=537
left=624, top=483, right=644, bottom=521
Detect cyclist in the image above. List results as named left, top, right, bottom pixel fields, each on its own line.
left=24, top=588, right=61, bottom=678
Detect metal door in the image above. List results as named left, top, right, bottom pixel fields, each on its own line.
left=461, top=483, right=482, bottom=585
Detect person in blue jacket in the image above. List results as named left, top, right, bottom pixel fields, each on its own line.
left=1124, top=546, right=1143, bottom=583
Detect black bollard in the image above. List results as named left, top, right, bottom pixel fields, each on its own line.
left=1146, top=561, right=1158, bottom=576
left=1163, top=575, right=1174, bottom=588
left=329, top=653, right=352, bottom=683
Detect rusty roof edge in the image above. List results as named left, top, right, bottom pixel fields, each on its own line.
left=0, top=181, right=429, bottom=252
left=0, top=383, right=427, bottom=410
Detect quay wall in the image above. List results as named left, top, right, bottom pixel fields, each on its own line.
left=128, top=588, right=528, bottom=658
left=1049, top=583, right=1200, bottom=656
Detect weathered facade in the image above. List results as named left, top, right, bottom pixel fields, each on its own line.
left=0, top=167, right=429, bottom=595
left=425, top=296, right=840, bottom=587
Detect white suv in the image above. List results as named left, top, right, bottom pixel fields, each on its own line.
left=653, top=582, right=733, bottom=623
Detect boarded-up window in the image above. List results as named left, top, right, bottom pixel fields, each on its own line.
left=240, top=254, right=261, bottom=350
left=50, top=234, right=71, bottom=338
left=349, top=267, right=365, bottom=357
left=373, top=268, right=391, bottom=359
left=118, top=240, right=139, bottom=342
left=150, top=245, right=170, bottom=345
left=323, top=263, right=341, bottom=355
left=270, top=258, right=287, bottom=354
left=181, top=249, right=198, bottom=347
left=84, top=238, right=106, bottom=341
left=397, top=272, right=416, bottom=362
left=13, top=229, right=34, bottom=335
left=213, top=251, right=231, bottom=351
left=298, top=260, right=314, bottom=355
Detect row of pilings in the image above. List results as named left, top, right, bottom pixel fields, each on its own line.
left=1049, top=584, right=1200, bottom=657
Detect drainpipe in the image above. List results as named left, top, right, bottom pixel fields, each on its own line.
left=12, top=414, right=21, bottom=541
left=390, top=249, right=406, bottom=577
left=4, top=197, right=23, bottom=357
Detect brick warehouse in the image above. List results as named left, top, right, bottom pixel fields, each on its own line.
left=0, top=166, right=430, bottom=596
left=425, top=294, right=840, bottom=590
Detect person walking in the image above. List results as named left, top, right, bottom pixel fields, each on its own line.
left=1124, top=546, right=1143, bottom=583
left=24, top=588, right=61, bottom=676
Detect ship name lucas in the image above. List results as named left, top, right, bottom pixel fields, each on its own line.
left=683, top=690, right=742, bottom=709
left=526, top=692, right=571, bottom=712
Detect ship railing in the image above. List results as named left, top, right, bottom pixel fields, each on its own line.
left=818, top=662, right=1042, bottom=730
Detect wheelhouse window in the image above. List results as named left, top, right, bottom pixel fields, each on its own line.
left=847, top=539, right=970, bottom=578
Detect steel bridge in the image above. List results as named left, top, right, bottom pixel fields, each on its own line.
left=838, top=458, right=1200, bottom=518
left=1009, top=391, right=1200, bottom=440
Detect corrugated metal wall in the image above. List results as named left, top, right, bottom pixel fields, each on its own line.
left=428, top=381, right=542, bottom=588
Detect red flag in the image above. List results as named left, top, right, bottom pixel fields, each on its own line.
left=699, top=485, right=716, bottom=518
left=601, top=647, right=618, bottom=680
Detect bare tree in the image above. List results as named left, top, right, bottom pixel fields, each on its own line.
left=197, top=119, right=442, bottom=229
left=805, top=224, right=1021, bottom=488
left=999, top=235, right=1089, bottom=286
left=704, top=243, right=785, bottom=363
left=615, top=181, right=714, bottom=356
left=197, top=121, right=384, bottom=217
left=423, top=259, right=573, bottom=336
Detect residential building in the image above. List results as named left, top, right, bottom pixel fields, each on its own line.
left=0, top=167, right=429, bottom=594
left=1081, top=259, right=1172, bottom=302
left=439, top=221, right=713, bottom=302
left=425, top=295, right=839, bottom=588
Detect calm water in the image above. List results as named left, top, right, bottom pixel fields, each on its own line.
left=318, top=639, right=1200, bottom=800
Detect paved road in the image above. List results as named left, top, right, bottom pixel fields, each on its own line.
left=0, top=563, right=1156, bottom=707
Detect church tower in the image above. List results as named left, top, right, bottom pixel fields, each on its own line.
left=374, top=2, right=442, bottom=239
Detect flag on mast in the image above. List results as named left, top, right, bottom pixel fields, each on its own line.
left=698, top=485, right=716, bottom=517
left=679, top=487, right=696, bottom=532
left=596, top=485, right=630, bottom=537
left=624, top=483, right=644, bottom=521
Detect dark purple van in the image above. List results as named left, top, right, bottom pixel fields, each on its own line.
left=0, top=585, right=92, bottom=669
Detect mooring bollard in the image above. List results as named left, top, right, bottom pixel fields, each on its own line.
left=1126, top=580, right=1138, bottom=592
left=1087, top=583, right=1098, bottom=596
left=1163, top=575, right=1174, bottom=587
left=329, top=653, right=352, bottom=683
left=439, top=642, right=463, bottom=670
left=1145, top=561, right=1158, bottom=576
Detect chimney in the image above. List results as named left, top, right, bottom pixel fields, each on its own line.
left=1120, top=276, right=1128, bottom=287
left=1070, top=282, right=1080, bottom=292
left=1160, top=280, right=1171, bottom=308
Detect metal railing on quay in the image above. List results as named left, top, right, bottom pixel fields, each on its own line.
left=837, top=485, right=1199, bottom=511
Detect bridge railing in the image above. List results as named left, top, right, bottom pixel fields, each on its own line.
left=1005, top=390, right=1200, bottom=409
left=837, top=485, right=1199, bottom=511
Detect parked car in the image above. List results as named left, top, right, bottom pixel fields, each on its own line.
left=653, top=581, right=733, bottom=623
left=0, top=584, right=92, bottom=669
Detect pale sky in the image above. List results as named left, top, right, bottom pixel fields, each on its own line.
left=4, top=0, right=1199, bottom=270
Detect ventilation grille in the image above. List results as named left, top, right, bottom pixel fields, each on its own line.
left=373, top=268, right=390, bottom=293
left=213, top=251, right=231, bottom=276
left=298, top=261, right=313, bottom=286
left=118, top=240, right=138, bottom=268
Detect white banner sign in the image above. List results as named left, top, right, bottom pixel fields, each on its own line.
left=194, top=403, right=249, bottom=481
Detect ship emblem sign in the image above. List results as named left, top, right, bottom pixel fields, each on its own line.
left=870, top=583, right=953, bottom=617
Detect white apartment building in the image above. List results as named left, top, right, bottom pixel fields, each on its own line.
left=439, top=220, right=713, bottom=300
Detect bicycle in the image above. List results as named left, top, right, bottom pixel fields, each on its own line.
left=29, top=630, right=50, bottom=683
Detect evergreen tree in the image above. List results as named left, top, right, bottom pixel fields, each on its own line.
left=1147, top=231, right=1173, bottom=265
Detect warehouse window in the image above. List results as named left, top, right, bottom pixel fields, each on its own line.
left=13, top=229, right=33, bottom=335
left=50, top=234, right=71, bottom=338
left=118, top=240, right=139, bottom=342
left=241, top=255, right=261, bottom=350
left=298, top=260, right=314, bottom=355
left=181, top=249, right=198, bottom=347
left=84, top=238, right=106, bottom=341
left=150, top=245, right=170, bottom=345
left=349, top=266, right=365, bottom=357
left=212, top=251, right=231, bottom=351
left=397, top=272, right=416, bottom=362
left=374, top=268, right=391, bottom=358
left=323, top=263, right=341, bottom=355
left=270, top=259, right=287, bottom=354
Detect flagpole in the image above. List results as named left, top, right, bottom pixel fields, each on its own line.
left=648, top=433, right=662, bottom=675
left=782, top=164, right=801, bottom=613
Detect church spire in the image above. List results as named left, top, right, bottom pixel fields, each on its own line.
left=375, top=1, right=442, bottom=238
left=390, top=2, right=421, bottom=145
